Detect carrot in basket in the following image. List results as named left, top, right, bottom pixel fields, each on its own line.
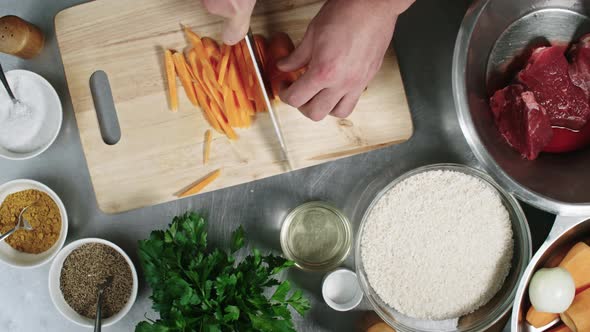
left=164, top=49, right=178, bottom=112
left=172, top=52, right=199, bottom=107
left=178, top=169, right=221, bottom=198
left=203, top=130, right=212, bottom=164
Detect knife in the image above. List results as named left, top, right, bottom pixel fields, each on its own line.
left=244, top=29, right=294, bottom=171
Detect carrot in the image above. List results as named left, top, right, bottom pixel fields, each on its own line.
left=164, top=49, right=178, bottom=112
left=217, top=45, right=231, bottom=86
left=202, top=37, right=221, bottom=70
left=172, top=52, right=199, bottom=107
left=203, top=130, right=212, bottom=164
left=178, top=169, right=221, bottom=198
left=210, top=101, right=238, bottom=140
left=223, top=85, right=237, bottom=127
left=267, top=32, right=301, bottom=99
left=188, top=48, right=225, bottom=114
left=184, top=26, right=222, bottom=92
left=239, top=40, right=256, bottom=100
left=253, top=34, right=268, bottom=71
left=233, top=43, right=253, bottom=93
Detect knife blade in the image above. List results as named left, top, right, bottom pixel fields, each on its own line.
left=244, top=29, right=294, bottom=171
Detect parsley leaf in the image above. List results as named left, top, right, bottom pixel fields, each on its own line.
left=136, top=212, right=310, bottom=331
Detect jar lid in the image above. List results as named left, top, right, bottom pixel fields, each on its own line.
left=280, top=201, right=352, bottom=271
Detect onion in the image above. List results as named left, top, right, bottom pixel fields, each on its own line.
left=529, top=267, right=576, bottom=313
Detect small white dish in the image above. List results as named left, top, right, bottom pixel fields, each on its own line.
left=0, top=70, right=62, bottom=160
left=48, top=238, right=138, bottom=328
left=322, top=268, right=364, bottom=312
left=0, top=179, right=68, bottom=268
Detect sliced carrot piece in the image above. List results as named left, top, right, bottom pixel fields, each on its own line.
left=217, top=45, right=231, bottom=86
left=202, top=37, right=221, bottom=69
left=223, top=85, right=237, bottom=127
left=178, top=169, right=221, bottom=198
left=183, top=26, right=222, bottom=92
left=172, top=52, right=199, bottom=107
left=253, top=34, right=268, bottom=71
left=267, top=32, right=301, bottom=99
left=164, top=49, right=178, bottom=112
left=210, top=101, right=238, bottom=140
left=239, top=40, right=256, bottom=101
left=203, top=130, right=212, bottom=164
left=233, top=43, right=253, bottom=94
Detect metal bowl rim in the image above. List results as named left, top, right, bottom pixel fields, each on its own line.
left=451, top=0, right=590, bottom=216
left=510, top=216, right=590, bottom=331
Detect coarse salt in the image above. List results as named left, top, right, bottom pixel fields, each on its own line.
left=0, top=72, right=50, bottom=153
left=360, top=169, right=513, bottom=320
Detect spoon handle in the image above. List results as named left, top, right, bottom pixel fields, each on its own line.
left=0, top=63, right=17, bottom=101
left=0, top=227, right=17, bottom=242
left=94, top=289, right=104, bottom=332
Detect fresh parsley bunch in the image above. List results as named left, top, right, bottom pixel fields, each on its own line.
left=136, top=212, right=310, bottom=332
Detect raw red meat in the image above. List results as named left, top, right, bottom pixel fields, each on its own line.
left=543, top=123, right=590, bottom=153
left=490, top=84, right=554, bottom=160
left=569, top=33, right=590, bottom=98
left=518, top=46, right=590, bottom=130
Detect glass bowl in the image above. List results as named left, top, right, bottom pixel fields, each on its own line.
left=354, top=163, right=532, bottom=332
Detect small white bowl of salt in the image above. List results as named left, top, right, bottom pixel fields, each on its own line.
left=0, top=69, right=62, bottom=160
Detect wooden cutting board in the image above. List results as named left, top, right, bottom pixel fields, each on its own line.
left=55, top=0, right=413, bottom=214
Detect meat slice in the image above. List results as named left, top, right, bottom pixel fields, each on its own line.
left=490, top=84, right=554, bottom=160
left=518, top=46, right=590, bottom=130
left=569, top=34, right=590, bottom=98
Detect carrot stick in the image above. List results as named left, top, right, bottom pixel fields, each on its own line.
left=239, top=40, right=256, bottom=101
left=210, top=101, right=238, bottom=140
left=203, top=130, right=212, bottom=164
left=202, top=37, right=221, bottom=69
left=253, top=34, right=268, bottom=71
left=172, top=52, right=199, bottom=107
left=164, top=49, right=178, bottom=112
left=233, top=43, right=253, bottom=92
left=183, top=26, right=222, bottom=92
left=178, top=169, right=221, bottom=198
left=223, top=85, right=236, bottom=127
left=217, top=45, right=231, bottom=86
left=188, top=48, right=225, bottom=114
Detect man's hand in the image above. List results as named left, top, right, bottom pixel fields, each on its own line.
left=201, top=0, right=256, bottom=45
left=278, top=0, right=414, bottom=121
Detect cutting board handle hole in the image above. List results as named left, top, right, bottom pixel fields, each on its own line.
left=90, top=70, right=121, bottom=145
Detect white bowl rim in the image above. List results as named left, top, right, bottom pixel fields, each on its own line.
left=48, top=237, right=139, bottom=328
left=0, top=179, right=68, bottom=268
left=0, top=69, right=63, bottom=161
left=322, top=268, right=363, bottom=312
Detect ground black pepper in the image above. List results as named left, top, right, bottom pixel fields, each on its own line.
left=59, top=243, right=133, bottom=319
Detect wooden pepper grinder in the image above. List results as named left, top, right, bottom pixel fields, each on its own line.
left=0, top=15, right=44, bottom=59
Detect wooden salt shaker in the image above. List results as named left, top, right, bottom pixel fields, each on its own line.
left=0, top=15, right=44, bottom=59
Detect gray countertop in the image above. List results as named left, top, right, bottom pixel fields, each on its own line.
left=0, top=0, right=556, bottom=331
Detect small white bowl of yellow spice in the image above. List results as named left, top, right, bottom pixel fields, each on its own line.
left=0, top=179, right=68, bottom=268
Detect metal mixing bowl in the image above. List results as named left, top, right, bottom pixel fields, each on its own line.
left=354, top=164, right=532, bottom=332
left=453, top=0, right=590, bottom=215
left=511, top=216, right=589, bottom=331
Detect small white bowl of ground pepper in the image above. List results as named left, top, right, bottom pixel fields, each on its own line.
left=0, top=179, right=68, bottom=268
left=48, top=238, right=138, bottom=328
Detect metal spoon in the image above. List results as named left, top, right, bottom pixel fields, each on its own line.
left=0, top=204, right=35, bottom=242
left=94, top=275, right=114, bottom=332
left=0, top=63, right=18, bottom=104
